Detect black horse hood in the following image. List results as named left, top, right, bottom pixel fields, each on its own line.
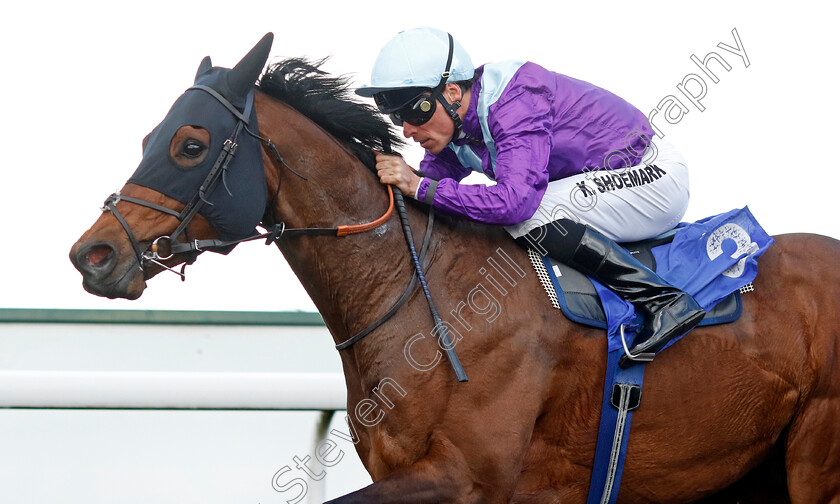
left=128, top=33, right=273, bottom=241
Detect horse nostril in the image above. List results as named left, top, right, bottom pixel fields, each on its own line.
left=86, top=245, right=114, bottom=266
left=72, top=242, right=119, bottom=280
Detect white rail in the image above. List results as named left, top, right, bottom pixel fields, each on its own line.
left=0, top=371, right=347, bottom=410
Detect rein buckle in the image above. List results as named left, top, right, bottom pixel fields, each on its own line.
left=223, top=138, right=238, bottom=155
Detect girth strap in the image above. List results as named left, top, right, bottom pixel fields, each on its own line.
left=587, top=347, right=647, bottom=504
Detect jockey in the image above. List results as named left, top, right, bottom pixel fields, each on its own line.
left=356, top=27, right=705, bottom=367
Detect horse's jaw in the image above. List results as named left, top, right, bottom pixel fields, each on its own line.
left=81, top=266, right=146, bottom=300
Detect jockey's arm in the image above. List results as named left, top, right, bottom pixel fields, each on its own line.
left=416, top=88, right=553, bottom=226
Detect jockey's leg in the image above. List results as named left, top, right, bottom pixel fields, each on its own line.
left=506, top=137, right=704, bottom=366
left=515, top=219, right=705, bottom=367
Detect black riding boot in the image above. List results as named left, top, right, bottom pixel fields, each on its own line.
left=517, top=219, right=706, bottom=368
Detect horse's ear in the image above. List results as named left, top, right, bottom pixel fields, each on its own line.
left=195, top=56, right=213, bottom=81
left=228, top=32, right=274, bottom=97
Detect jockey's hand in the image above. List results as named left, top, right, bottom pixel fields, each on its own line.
left=375, top=152, right=421, bottom=197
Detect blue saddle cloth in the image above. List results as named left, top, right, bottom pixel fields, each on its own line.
left=532, top=207, right=774, bottom=352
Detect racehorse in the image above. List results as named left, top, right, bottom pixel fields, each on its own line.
left=69, top=34, right=840, bottom=503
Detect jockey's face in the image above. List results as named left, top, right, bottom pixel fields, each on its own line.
left=401, top=84, right=466, bottom=155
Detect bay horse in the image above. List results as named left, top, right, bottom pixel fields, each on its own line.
left=69, top=34, right=840, bottom=503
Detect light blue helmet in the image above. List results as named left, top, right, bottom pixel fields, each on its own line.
left=356, top=27, right=475, bottom=101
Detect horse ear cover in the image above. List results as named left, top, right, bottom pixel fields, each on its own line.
left=196, top=56, right=213, bottom=80
left=227, top=32, right=274, bottom=98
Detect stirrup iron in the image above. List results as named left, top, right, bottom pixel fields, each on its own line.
left=619, top=324, right=654, bottom=363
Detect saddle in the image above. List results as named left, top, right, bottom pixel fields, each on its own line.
left=528, top=230, right=748, bottom=329
left=540, top=209, right=775, bottom=504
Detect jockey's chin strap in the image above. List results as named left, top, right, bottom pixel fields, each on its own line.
left=429, top=32, right=463, bottom=143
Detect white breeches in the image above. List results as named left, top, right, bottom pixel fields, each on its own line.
left=505, top=136, right=690, bottom=242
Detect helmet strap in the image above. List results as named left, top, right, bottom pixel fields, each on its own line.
left=436, top=94, right=463, bottom=142
left=430, top=33, right=464, bottom=142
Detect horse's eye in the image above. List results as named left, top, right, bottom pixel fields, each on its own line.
left=183, top=140, right=205, bottom=158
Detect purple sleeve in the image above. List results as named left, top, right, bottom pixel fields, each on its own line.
left=422, top=84, right=553, bottom=226
left=417, top=148, right=473, bottom=181
left=415, top=149, right=474, bottom=203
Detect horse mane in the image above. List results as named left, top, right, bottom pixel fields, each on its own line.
left=256, top=58, right=405, bottom=168
left=255, top=57, right=493, bottom=233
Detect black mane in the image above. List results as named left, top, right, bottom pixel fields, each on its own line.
left=256, top=58, right=404, bottom=167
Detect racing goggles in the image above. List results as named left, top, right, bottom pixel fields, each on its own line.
left=372, top=32, right=457, bottom=128
left=374, top=87, right=437, bottom=127
left=389, top=94, right=437, bottom=127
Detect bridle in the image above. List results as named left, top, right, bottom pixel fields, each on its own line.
left=103, top=85, right=394, bottom=280
left=102, top=84, right=467, bottom=383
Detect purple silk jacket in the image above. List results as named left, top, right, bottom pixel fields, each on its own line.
left=415, top=62, right=654, bottom=226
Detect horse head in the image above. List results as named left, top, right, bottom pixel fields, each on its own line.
left=69, top=33, right=274, bottom=299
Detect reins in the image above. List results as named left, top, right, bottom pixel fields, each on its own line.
left=335, top=207, right=435, bottom=350
left=102, top=85, right=467, bottom=382
left=379, top=141, right=468, bottom=382
left=103, top=87, right=396, bottom=270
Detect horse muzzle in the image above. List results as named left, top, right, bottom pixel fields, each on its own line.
left=69, top=239, right=146, bottom=299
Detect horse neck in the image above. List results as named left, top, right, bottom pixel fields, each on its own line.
left=255, top=93, right=416, bottom=344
